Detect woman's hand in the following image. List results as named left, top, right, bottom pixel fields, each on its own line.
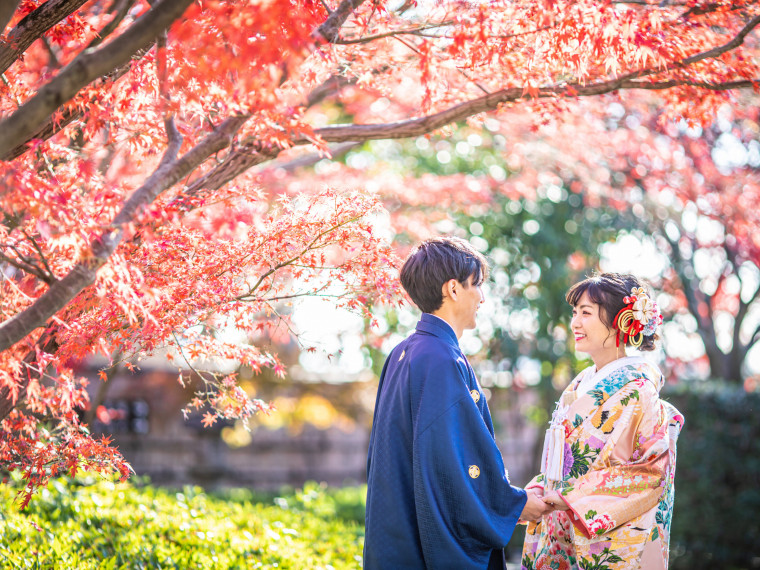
left=542, top=491, right=570, bottom=511
left=520, top=492, right=553, bottom=522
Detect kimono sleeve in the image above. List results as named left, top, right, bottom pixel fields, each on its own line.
left=413, top=383, right=527, bottom=567
left=559, top=381, right=678, bottom=539
left=524, top=473, right=546, bottom=492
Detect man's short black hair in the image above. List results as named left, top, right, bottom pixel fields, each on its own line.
left=399, top=236, right=488, bottom=313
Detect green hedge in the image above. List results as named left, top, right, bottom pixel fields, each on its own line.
left=665, top=381, right=760, bottom=570
left=0, top=479, right=365, bottom=569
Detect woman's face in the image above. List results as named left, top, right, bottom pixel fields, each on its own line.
left=570, top=291, right=617, bottom=356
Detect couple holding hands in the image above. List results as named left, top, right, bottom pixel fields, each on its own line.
left=364, top=237, right=684, bottom=570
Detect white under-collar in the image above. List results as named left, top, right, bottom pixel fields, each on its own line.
left=575, top=355, right=649, bottom=394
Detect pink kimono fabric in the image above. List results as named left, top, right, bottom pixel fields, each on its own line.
left=522, top=356, right=684, bottom=570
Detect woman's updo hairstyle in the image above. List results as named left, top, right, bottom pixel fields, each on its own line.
left=566, top=272, right=659, bottom=351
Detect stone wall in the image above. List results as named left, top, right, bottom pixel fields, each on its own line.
left=113, top=426, right=370, bottom=489
left=89, top=366, right=543, bottom=490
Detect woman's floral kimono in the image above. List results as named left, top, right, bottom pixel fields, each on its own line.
left=521, top=356, right=684, bottom=570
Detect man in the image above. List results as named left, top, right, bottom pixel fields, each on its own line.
left=364, top=236, right=550, bottom=569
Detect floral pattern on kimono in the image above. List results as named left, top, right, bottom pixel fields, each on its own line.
left=521, top=356, right=684, bottom=570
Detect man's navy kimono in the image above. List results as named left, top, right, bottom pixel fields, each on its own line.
left=364, top=313, right=527, bottom=569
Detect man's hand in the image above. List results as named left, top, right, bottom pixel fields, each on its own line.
left=520, top=491, right=552, bottom=522
left=542, top=491, right=570, bottom=511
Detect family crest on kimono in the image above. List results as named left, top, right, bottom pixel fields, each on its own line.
left=523, top=273, right=685, bottom=570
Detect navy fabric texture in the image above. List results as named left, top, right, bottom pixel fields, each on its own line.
left=364, top=314, right=527, bottom=569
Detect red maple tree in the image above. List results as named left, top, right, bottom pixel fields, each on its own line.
left=1, top=0, right=758, bottom=501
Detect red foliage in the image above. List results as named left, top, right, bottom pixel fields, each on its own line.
left=0, top=0, right=758, bottom=499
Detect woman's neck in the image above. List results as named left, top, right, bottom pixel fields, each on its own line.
left=592, top=350, right=626, bottom=372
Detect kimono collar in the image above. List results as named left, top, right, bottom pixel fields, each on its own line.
left=574, top=355, right=663, bottom=393
left=595, top=355, right=647, bottom=381
left=415, top=313, right=460, bottom=349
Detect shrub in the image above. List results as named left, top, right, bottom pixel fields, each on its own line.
left=0, top=478, right=364, bottom=569
left=664, top=381, right=760, bottom=570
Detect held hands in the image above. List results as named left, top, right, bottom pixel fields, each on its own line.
left=519, top=488, right=553, bottom=522
left=542, top=491, right=570, bottom=511
left=519, top=488, right=571, bottom=522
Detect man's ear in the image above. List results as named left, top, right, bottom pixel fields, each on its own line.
left=441, top=279, right=458, bottom=301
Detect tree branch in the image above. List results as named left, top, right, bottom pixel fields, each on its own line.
left=605, top=12, right=760, bottom=87
left=2, top=105, right=79, bottom=161
left=0, top=0, right=89, bottom=76
left=0, top=0, right=193, bottom=160
left=304, top=69, right=759, bottom=144
left=0, top=0, right=377, bottom=422
left=177, top=72, right=760, bottom=201
left=1, top=48, right=147, bottom=161
left=306, top=73, right=360, bottom=108
left=683, top=13, right=760, bottom=65
left=612, top=0, right=672, bottom=5
left=305, top=62, right=393, bottom=108
left=315, top=0, right=368, bottom=43
left=179, top=141, right=277, bottom=202
left=750, top=322, right=760, bottom=347
left=727, top=241, right=747, bottom=358
left=87, top=0, right=137, bottom=50
left=658, top=224, right=712, bottom=334
left=738, top=321, right=760, bottom=368
left=333, top=21, right=454, bottom=45
left=412, top=25, right=555, bottom=42
left=680, top=1, right=752, bottom=20
left=0, top=0, right=142, bottom=161
left=265, top=142, right=360, bottom=173
left=305, top=86, right=525, bottom=142
left=22, top=229, right=55, bottom=279
left=0, top=250, right=53, bottom=284
left=3, top=240, right=40, bottom=271
left=237, top=214, right=365, bottom=301
left=622, top=78, right=759, bottom=91
left=261, top=291, right=348, bottom=303
left=0, top=114, right=251, bottom=353
left=735, top=279, right=760, bottom=360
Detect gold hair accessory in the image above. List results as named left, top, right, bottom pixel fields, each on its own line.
left=614, top=287, right=662, bottom=347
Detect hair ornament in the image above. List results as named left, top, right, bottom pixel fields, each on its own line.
left=614, top=287, right=662, bottom=347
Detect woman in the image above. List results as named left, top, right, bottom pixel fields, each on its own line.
left=521, top=273, right=684, bottom=570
